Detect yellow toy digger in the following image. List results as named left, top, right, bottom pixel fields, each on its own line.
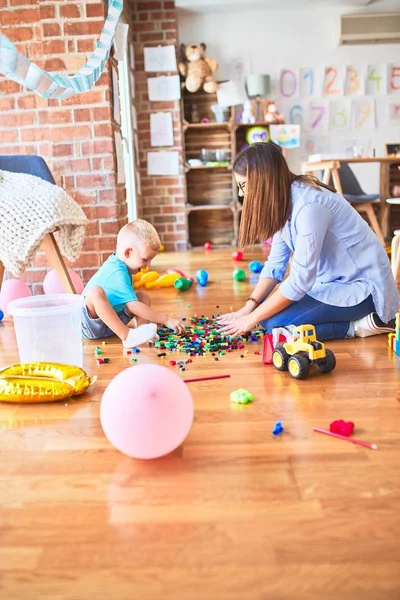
left=272, top=324, right=336, bottom=380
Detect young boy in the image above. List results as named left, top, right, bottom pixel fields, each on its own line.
left=82, top=219, right=184, bottom=348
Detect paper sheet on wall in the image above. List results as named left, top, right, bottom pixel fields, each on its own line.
left=344, top=65, right=365, bottom=95
left=388, top=102, right=400, bottom=122
left=144, top=46, right=177, bottom=72
left=147, top=75, right=181, bottom=101
left=366, top=64, right=387, bottom=95
left=114, top=131, right=125, bottom=184
left=305, top=99, right=330, bottom=132
left=113, top=22, right=129, bottom=61
left=147, top=151, right=179, bottom=176
left=352, top=97, right=375, bottom=129
left=0, top=0, right=122, bottom=99
left=150, top=112, right=174, bottom=147
left=323, top=66, right=345, bottom=96
left=269, top=124, right=300, bottom=148
left=217, top=80, right=247, bottom=107
left=329, top=99, right=351, bottom=132
left=111, top=65, right=121, bottom=124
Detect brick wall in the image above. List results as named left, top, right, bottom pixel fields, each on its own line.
left=129, top=0, right=188, bottom=251
left=0, top=0, right=126, bottom=292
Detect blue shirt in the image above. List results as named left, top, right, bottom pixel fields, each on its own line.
left=261, top=181, right=398, bottom=324
left=83, top=254, right=137, bottom=313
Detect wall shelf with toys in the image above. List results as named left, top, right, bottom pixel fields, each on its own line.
left=181, top=87, right=284, bottom=247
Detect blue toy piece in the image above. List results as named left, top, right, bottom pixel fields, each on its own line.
left=0, top=309, right=3, bottom=322
left=248, top=260, right=263, bottom=274
left=195, top=269, right=208, bottom=287
left=272, top=420, right=284, bottom=436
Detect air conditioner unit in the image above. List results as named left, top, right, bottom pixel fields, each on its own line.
left=340, top=12, right=400, bottom=44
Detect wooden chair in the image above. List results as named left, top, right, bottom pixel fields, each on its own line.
left=0, top=155, right=76, bottom=293
left=302, top=160, right=386, bottom=246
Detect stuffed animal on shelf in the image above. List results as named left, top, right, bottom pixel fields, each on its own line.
left=241, top=100, right=256, bottom=124
left=264, top=101, right=284, bottom=125
left=178, top=43, right=218, bottom=94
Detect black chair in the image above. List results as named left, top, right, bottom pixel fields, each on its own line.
left=336, top=164, right=386, bottom=245
left=0, top=155, right=76, bottom=292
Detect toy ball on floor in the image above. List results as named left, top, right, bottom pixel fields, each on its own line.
left=195, top=269, right=208, bottom=287
left=0, top=279, right=32, bottom=314
left=233, top=268, right=246, bottom=281
left=100, top=364, right=194, bottom=459
left=203, top=241, right=212, bottom=250
left=249, top=260, right=263, bottom=274
left=0, top=309, right=3, bottom=322
left=43, top=268, right=84, bottom=295
left=232, top=250, right=243, bottom=261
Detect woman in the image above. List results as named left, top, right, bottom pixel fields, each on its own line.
left=219, top=143, right=398, bottom=341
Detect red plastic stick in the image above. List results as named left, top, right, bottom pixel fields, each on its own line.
left=183, top=374, right=230, bottom=383
left=313, top=427, right=378, bottom=450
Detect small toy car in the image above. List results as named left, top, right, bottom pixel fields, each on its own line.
left=272, top=324, right=336, bottom=380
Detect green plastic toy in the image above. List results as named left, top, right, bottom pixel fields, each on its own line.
left=174, top=277, right=193, bottom=291
left=230, top=388, right=254, bottom=404
left=233, top=268, right=246, bottom=281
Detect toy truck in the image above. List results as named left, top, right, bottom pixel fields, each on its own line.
left=272, top=324, right=336, bottom=380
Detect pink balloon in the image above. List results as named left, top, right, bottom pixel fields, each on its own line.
left=100, top=364, right=194, bottom=459
left=43, top=268, right=84, bottom=295
left=0, top=279, right=32, bottom=314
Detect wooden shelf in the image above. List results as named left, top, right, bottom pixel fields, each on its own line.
left=234, top=121, right=272, bottom=128
left=187, top=203, right=234, bottom=212
left=183, top=120, right=232, bottom=131
left=185, top=163, right=232, bottom=172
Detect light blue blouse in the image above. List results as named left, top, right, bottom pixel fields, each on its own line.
left=260, top=181, right=398, bottom=324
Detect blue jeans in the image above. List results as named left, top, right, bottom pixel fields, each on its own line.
left=259, top=294, right=375, bottom=341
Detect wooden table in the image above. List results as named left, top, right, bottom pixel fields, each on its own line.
left=301, top=157, right=400, bottom=243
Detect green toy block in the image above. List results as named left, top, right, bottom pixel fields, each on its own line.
left=230, top=388, right=254, bottom=404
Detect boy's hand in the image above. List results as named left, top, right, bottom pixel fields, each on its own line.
left=165, top=316, right=185, bottom=334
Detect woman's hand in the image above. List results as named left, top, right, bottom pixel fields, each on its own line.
left=218, top=314, right=258, bottom=337
left=217, top=304, right=254, bottom=325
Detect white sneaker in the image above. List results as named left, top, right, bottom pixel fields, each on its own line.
left=123, top=323, right=158, bottom=348
left=353, top=313, right=396, bottom=338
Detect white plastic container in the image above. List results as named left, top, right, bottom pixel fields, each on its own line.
left=8, top=294, right=84, bottom=367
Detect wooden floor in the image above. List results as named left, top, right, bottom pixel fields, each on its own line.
left=1, top=247, right=400, bottom=600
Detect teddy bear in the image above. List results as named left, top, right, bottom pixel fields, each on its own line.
left=178, top=43, right=218, bottom=94
left=264, top=101, right=284, bottom=125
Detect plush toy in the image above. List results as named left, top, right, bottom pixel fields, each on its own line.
left=241, top=100, right=255, bottom=124
left=178, top=43, right=218, bottom=94
left=264, top=101, right=284, bottom=125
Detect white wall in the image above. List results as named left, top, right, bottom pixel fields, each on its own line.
left=178, top=0, right=400, bottom=192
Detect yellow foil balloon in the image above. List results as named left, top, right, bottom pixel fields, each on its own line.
left=0, top=362, right=96, bottom=403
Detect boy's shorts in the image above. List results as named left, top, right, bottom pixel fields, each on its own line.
left=81, top=305, right=135, bottom=340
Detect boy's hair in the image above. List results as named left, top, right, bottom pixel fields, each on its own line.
left=118, top=220, right=161, bottom=252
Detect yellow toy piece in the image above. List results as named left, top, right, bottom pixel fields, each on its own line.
left=132, top=267, right=150, bottom=282
left=145, top=273, right=180, bottom=289
left=133, top=271, right=159, bottom=289
left=0, top=362, right=96, bottom=403
left=272, top=324, right=336, bottom=380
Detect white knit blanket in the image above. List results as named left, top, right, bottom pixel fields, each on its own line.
left=0, top=170, right=88, bottom=277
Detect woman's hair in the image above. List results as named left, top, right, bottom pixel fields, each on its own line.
left=233, top=142, right=335, bottom=247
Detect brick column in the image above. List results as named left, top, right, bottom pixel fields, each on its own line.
left=129, top=0, right=187, bottom=251
left=0, top=0, right=126, bottom=292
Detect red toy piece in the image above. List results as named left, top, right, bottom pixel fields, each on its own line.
left=169, top=360, right=176, bottom=366
left=167, top=269, right=187, bottom=278
left=204, top=241, right=212, bottom=250
left=262, top=333, right=287, bottom=365
left=329, top=420, right=355, bottom=437
left=232, top=250, right=243, bottom=261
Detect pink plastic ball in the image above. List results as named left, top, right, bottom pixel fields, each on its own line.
left=43, top=268, right=84, bottom=295
left=204, top=241, right=212, bottom=250
left=0, top=279, right=32, bottom=314
left=232, top=250, right=243, bottom=261
left=100, top=364, right=194, bottom=459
